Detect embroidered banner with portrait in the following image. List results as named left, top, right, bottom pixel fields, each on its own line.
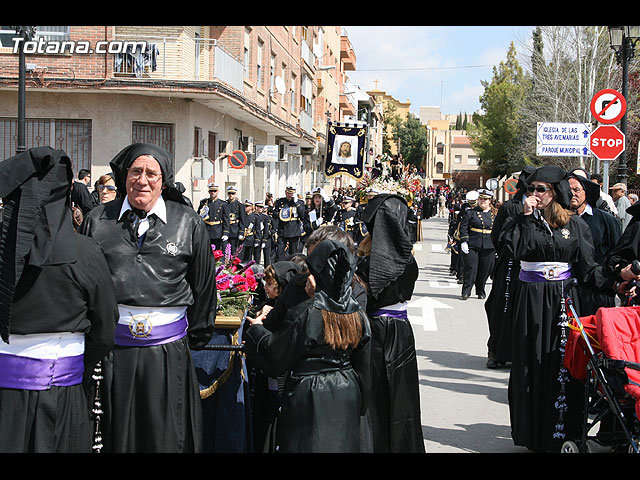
left=324, top=122, right=367, bottom=180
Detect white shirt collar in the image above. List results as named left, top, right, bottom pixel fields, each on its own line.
left=578, top=203, right=593, bottom=217
left=118, top=195, right=167, bottom=224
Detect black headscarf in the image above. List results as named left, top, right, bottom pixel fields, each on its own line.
left=526, top=165, right=572, bottom=209
left=109, top=143, right=187, bottom=205
left=271, top=261, right=302, bottom=289
left=306, top=239, right=360, bottom=314
left=360, top=193, right=414, bottom=299
left=0, top=146, right=77, bottom=343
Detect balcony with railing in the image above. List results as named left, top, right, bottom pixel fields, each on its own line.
left=112, top=31, right=244, bottom=92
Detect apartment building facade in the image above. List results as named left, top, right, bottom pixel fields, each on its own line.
left=421, top=106, right=483, bottom=189
left=0, top=25, right=373, bottom=204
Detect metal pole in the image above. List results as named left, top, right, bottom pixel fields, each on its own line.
left=617, top=33, right=629, bottom=184
left=16, top=28, right=26, bottom=154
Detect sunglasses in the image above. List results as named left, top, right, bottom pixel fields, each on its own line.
left=97, top=185, right=117, bottom=192
left=526, top=185, right=552, bottom=193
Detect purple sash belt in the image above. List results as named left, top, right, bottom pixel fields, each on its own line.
left=369, top=309, right=408, bottom=320
left=115, top=314, right=188, bottom=347
left=0, top=353, right=84, bottom=390
left=518, top=263, right=572, bottom=283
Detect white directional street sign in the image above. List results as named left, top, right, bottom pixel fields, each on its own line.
left=536, top=122, right=592, bottom=157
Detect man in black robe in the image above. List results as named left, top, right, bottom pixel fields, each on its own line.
left=0, top=147, right=118, bottom=453
left=569, top=172, right=620, bottom=314
left=80, top=143, right=216, bottom=453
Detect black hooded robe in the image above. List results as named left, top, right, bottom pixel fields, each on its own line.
left=243, top=240, right=371, bottom=453
left=81, top=143, right=216, bottom=453
left=0, top=147, right=118, bottom=453
left=356, top=193, right=425, bottom=453
left=501, top=166, right=613, bottom=452
left=485, top=167, right=535, bottom=365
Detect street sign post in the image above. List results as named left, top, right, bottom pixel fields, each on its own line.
left=536, top=122, right=591, bottom=157
left=589, top=125, right=625, bottom=161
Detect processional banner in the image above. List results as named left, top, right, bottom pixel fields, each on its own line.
left=324, top=122, right=367, bottom=180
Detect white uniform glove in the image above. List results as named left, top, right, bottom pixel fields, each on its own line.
left=222, top=235, right=228, bottom=242
left=461, top=242, right=469, bottom=254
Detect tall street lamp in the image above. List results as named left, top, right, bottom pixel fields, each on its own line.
left=608, top=26, right=640, bottom=185
left=13, top=26, right=36, bottom=154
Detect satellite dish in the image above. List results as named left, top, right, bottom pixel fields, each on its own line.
left=275, top=76, right=285, bottom=95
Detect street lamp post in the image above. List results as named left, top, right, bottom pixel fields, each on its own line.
left=608, top=26, right=640, bottom=185
left=14, top=26, right=36, bottom=155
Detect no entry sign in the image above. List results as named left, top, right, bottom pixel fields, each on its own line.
left=590, top=89, right=626, bottom=124
left=589, top=125, right=625, bottom=160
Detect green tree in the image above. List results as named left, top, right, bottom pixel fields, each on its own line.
left=469, top=42, right=530, bottom=177
left=394, top=113, right=428, bottom=167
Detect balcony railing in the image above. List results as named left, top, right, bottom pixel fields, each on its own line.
left=112, top=32, right=243, bottom=91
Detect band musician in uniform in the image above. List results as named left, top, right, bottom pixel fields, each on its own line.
left=223, top=185, right=246, bottom=254
left=198, top=182, right=227, bottom=251
left=334, top=196, right=357, bottom=240
left=273, top=186, right=305, bottom=260
left=459, top=188, right=496, bottom=300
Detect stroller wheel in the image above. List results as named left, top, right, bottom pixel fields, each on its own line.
left=560, top=441, right=581, bottom=453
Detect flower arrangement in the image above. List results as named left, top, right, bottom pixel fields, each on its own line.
left=213, top=244, right=261, bottom=317
left=356, top=165, right=424, bottom=205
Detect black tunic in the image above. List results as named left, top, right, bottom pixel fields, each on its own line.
left=81, top=196, right=216, bottom=453
left=485, top=197, right=523, bottom=362
left=502, top=212, right=612, bottom=452
left=356, top=255, right=425, bottom=453
left=243, top=299, right=371, bottom=453
left=576, top=207, right=620, bottom=314
left=0, top=234, right=118, bottom=453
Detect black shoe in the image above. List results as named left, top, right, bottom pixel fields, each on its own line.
left=486, top=357, right=498, bottom=369
left=460, top=295, right=469, bottom=300
left=477, top=293, right=486, bottom=299
left=457, top=279, right=463, bottom=284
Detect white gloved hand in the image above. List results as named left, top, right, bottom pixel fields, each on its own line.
left=461, top=242, right=469, bottom=254
left=320, top=188, right=330, bottom=202
left=222, top=235, right=228, bottom=242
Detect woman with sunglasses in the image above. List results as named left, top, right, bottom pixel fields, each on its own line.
left=96, top=173, right=118, bottom=204
left=500, top=165, right=636, bottom=453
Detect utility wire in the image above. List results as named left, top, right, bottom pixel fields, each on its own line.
left=355, top=64, right=495, bottom=72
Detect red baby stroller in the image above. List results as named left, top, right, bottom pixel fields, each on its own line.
left=562, top=291, right=640, bottom=453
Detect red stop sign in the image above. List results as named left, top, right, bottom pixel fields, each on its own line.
left=590, top=125, right=625, bottom=160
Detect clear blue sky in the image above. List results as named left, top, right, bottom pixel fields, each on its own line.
left=343, top=26, right=534, bottom=118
